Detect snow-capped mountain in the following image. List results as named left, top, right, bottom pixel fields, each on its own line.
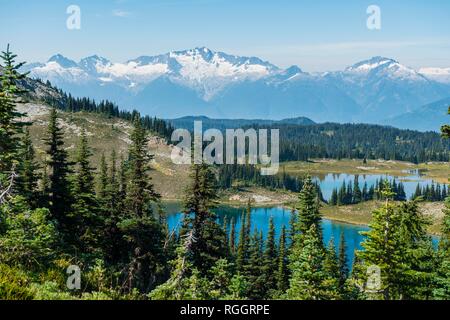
left=23, top=49, right=450, bottom=127
left=419, top=67, right=450, bottom=84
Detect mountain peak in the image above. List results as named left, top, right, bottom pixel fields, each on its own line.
left=48, top=54, right=78, bottom=68
left=347, top=56, right=397, bottom=72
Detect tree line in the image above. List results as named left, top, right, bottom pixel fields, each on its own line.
left=34, top=79, right=174, bottom=140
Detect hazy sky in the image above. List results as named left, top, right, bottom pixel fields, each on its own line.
left=1, top=0, right=449, bottom=71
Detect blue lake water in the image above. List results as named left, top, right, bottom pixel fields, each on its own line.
left=313, top=171, right=446, bottom=201
left=164, top=204, right=439, bottom=267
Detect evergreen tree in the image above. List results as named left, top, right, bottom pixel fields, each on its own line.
left=262, top=217, right=277, bottom=294
left=229, top=216, right=236, bottom=255
left=97, top=153, right=108, bottom=200
left=276, top=226, right=289, bottom=294
left=15, top=128, right=39, bottom=207
left=0, top=45, right=27, bottom=174
left=182, top=162, right=226, bottom=277
left=323, top=239, right=340, bottom=298
left=356, top=181, right=405, bottom=300
left=244, top=230, right=265, bottom=299
left=44, top=108, right=74, bottom=238
left=338, top=232, right=349, bottom=293
left=118, top=116, right=166, bottom=293
left=287, top=224, right=328, bottom=300
left=73, top=129, right=101, bottom=254
left=296, top=176, right=322, bottom=240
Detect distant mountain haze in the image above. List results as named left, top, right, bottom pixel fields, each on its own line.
left=22, top=48, right=450, bottom=131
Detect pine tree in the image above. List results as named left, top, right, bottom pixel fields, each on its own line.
left=434, top=197, right=450, bottom=299
left=118, top=116, right=166, bottom=293
left=263, top=217, right=277, bottom=294
left=287, top=224, right=328, bottom=300
left=296, top=176, right=322, bottom=241
left=323, top=239, right=341, bottom=298
left=236, top=211, right=247, bottom=273
left=15, top=128, right=39, bottom=207
left=0, top=45, right=27, bottom=174
left=276, top=226, right=289, bottom=294
left=244, top=230, right=265, bottom=299
left=352, top=175, right=362, bottom=204
left=356, top=181, right=405, bottom=300
left=97, top=153, right=108, bottom=200
left=73, top=129, right=101, bottom=254
left=229, top=216, right=236, bottom=254
left=44, top=108, right=74, bottom=236
left=182, top=162, right=226, bottom=277
left=338, top=232, right=349, bottom=293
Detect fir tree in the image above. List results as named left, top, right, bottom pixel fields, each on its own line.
left=356, top=181, right=405, bottom=300
left=296, top=176, right=322, bottom=241
left=73, top=129, right=101, bottom=254
left=15, top=128, right=39, bottom=207
left=263, top=217, right=277, bottom=294
left=44, top=108, right=74, bottom=237
left=182, top=162, right=226, bottom=277
left=338, top=232, right=349, bottom=293
left=0, top=45, right=27, bottom=174
left=276, top=226, right=289, bottom=294
left=287, top=224, right=328, bottom=300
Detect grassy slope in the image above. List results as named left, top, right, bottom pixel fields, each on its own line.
left=322, top=200, right=445, bottom=235
left=20, top=103, right=191, bottom=200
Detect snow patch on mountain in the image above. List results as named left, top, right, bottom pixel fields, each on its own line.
left=419, top=67, right=450, bottom=83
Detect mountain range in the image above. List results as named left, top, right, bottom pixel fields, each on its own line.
left=23, top=47, right=450, bottom=131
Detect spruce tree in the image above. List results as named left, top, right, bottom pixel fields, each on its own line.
left=296, top=175, right=322, bottom=241
left=44, top=108, right=74, bottom=237
left=118, top=116, right=166, bottom=293
left=229, top=216, right=236, bottom=255
left=287, top=224, right=328, bottom=300
left=356, top=181, right=405, bottom=300
left=338, top=232, right=349, bottom=292
left=276, top=226, right=289, bottom=294
left=263, top=217, right=277, bottom=294
left=15, top=128, right=39, bottom=207
left=182, top=162, right=226, bottom=277
left=73, top=129, right=101, bottom=254
left=0, top=45, right=27, bottom=175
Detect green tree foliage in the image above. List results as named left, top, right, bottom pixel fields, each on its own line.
left=118, top=116, right=166, bottom=293
left=0, top=45, right=27, bottom=174
left=0, top=197, right=57, bottom=269
left=295, top=176, right=322, bottom=240
left=276, top=226, right=289, bottom=294
left=287, top=225, right=329, bottom=300
left=355, top=182, right=406, bottom=300
left=15, top=128, right=40, bottom=207
left=182, top=162, right=227, bottom=277
left=262, top=217, right=277, bottom=295
left=44, top=108, right=74, bottom=241
left=73, top=129, right=101, bottom=255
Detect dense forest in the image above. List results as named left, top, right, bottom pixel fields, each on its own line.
left=1, top=47, right=450, bottom=300
left=274, top=123, right=450, bottom=163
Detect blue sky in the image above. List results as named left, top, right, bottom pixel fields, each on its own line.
left=1, top=0, right=449, bottom=71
